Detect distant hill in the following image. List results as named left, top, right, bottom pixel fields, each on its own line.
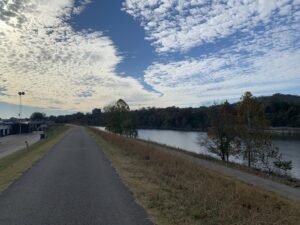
left=257, top=93, right=300, bottom=127
left=258, top=93, right=300, bottom=105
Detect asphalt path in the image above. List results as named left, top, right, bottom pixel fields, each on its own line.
left=0, top=132, right=41, bottom=159
left=0, top=127, right=153, bottom=225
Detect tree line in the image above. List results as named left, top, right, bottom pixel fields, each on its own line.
left=46, top=93, right=300, bottom=130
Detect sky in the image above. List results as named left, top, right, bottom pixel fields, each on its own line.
left=0, top=0, right=300, bottom=119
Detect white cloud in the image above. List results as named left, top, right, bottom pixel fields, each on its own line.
left=122, top=0, right=300, bottom=106
left=0, top=0, right=158, bottom=111
left=123, top=0, right=300, bottom=53
left=73, top=0, right=92, bottom=15
left=1, top=0, right=299, bottom=112
left=144, top=50, right=300, bottom=106
left=143, top=20, right=300, bottom=106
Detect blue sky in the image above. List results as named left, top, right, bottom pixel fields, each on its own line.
left=0, top=0, right=300, bottom=119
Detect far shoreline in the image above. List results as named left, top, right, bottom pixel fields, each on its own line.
left=97, top=125, right=300, bottom=136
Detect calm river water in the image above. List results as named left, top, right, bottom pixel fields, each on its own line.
left=96, top=127, right=300, bottom=179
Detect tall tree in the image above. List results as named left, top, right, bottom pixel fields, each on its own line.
left=204, top=101, right=238, bottom=162
left=91, top=108, right=102, bottom=125
left=30, top=112, right=46, bottom=121
left=237, top=92, right=272, bottom=167
left=104, top=99, right=137, bottom=137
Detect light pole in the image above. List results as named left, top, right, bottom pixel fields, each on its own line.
left=18, top=91, right=25, bottom=134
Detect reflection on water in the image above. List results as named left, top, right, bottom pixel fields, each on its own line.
left=138, top=129, right=205, bottom=154
left=137, top=129, right=300, bottom=179
left=95, top=127, right=300, bottom=179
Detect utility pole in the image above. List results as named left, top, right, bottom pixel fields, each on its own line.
left=18, top=91, right=25, bottom=134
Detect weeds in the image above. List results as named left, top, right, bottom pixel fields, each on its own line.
left=89, top=128, right=300, bottom=225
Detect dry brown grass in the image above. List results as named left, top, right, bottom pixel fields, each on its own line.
left=136, top=138, right=300, bottom=189
left=89, top=128, right=300, bottom=225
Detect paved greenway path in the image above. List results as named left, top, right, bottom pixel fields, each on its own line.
left=0, top=127, right=153, bottom=225
left=139, top=140, right=300, bottom=203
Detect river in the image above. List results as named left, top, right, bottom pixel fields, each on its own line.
left=96, top=127, right=300, bottom=179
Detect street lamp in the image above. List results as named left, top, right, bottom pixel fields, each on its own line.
left=18, top=91, right=25, bottom=134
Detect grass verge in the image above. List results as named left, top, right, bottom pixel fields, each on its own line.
left=0, top=124, right=71, bottom=192
left=89, top=128, right=300, bottom=225
left=136, top=138, right=300, bottom=188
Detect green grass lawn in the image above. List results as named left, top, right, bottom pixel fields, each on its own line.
left=0, top=124, right=71, bottom=192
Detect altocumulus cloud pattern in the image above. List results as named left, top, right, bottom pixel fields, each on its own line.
left=123, top=0, right=300, bottom=105
left=0, top=0, right=157, bottom=111
left=0, top=0, right=300, bottom=111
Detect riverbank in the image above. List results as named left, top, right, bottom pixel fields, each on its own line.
left=136, top=137, right=300, bottom=188
left=96, top=127, right=300, bottom=181
left=89, top=127, right=300, bottom=225
left=0, top=124, right=71, bottom=192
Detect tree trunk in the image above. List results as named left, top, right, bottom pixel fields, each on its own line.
left=221, top=153, right=225, bottom=161
left=248, top=148, right=251, bottom=167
